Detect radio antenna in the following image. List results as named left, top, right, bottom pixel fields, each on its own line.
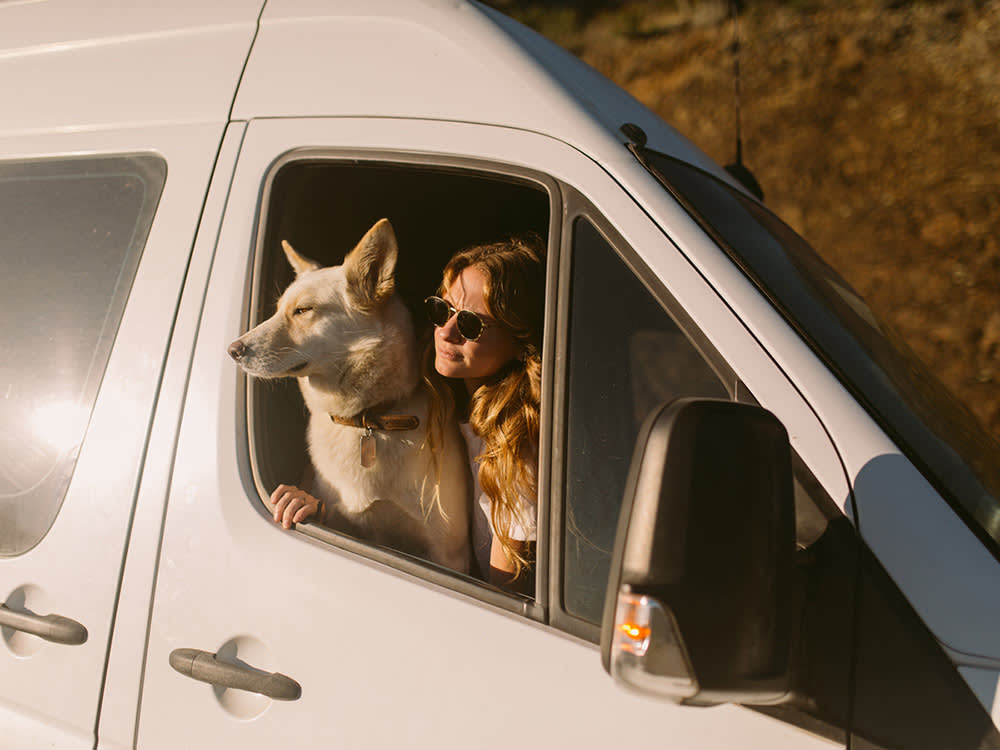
left=723, top=0, right=764, bottom=201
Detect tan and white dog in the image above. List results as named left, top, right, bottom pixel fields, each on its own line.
left=228, top=219, right=470, bottom=573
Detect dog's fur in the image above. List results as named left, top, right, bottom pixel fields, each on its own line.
left=229, top=219, right=470, bottom=573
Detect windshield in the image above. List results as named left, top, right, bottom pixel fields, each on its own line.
left=636, top=147, right=1000, bottom=557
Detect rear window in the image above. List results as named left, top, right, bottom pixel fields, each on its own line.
left=0, top=154, right=166, bottom=555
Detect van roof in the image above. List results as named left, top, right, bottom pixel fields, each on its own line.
left=0, top=0, right=719, bottom=174
left=0, top=0, right=263, bottom=137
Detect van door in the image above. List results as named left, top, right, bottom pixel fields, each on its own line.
left=0, top=125, right=228, bottom=748
left=136, top=117, right=846, bottom=748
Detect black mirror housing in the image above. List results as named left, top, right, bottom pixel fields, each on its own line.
left=601, top=398, right=796, bottom=706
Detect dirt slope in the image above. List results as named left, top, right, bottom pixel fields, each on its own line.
left=488, top=0, right=1000, bottom=441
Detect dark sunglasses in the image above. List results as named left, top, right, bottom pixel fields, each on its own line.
left=424, top=296, right=492, bottom=342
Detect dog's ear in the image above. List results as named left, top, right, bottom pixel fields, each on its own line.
left=281, top=240, right=322, bottom=276
left=343, top=218, right=398, bottom=310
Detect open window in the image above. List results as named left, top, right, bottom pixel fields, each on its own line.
left=240, top=151, right=554, bottom=604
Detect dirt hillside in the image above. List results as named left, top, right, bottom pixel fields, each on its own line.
left=487, top=0, right=1000, bottom=441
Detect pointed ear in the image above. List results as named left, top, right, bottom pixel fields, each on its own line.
left=282, top=240, right=321, bottom=276
left=343, top=218, right=398, bottom=309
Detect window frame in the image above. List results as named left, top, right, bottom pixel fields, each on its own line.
left=548, top=188, right=739, bottom=643
left=239, top=147, right=562, bottom=620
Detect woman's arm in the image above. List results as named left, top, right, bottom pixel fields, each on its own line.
left=489, top=537, right=535, bottom=597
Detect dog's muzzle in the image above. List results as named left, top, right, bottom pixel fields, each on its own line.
left=227, top=340, right=247, bottom=361
left=228, top=339, right=308, bottom=374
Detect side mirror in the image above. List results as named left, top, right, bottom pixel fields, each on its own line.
left=601, top=398, right=796, bottom=706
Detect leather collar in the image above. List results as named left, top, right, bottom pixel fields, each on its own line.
left=330, top=406, right=419, bottom=432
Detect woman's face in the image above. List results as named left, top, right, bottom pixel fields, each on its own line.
left=434, top=266, right=520, bottom=393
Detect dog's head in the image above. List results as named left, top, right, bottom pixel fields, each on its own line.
left=228, top=218, right=407, bottom=384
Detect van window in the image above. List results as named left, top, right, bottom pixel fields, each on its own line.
left=634, top=148, right=1000, bottom=558
left=0, top=154, right=166, bottom=556
left=561, top=216, right=730, bottom=624
left=243, top=155, right=551, bottom=599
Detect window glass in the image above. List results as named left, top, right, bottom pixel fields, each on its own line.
left=563, top=216, right=729, bottom=623
left=0, top=155, right=166, bottom=556
left=636, top=148, right=1000, bottom=558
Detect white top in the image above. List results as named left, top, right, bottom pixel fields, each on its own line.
left=460, top=423, right=537, bottom=578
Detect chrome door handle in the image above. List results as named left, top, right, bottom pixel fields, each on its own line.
left=0, top=604, right=88, bottom=645
left=169, top=648, right=301, bottom=701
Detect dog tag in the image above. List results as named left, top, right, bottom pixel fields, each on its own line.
left=360, top=428, right=376, bottom=468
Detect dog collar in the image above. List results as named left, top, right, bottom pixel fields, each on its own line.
left=329, top=409, right=420, bottom=432
left=330, top=406, right=420, bottom=469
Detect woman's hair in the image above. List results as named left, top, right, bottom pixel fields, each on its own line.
left=423, top=233, right=545, bottom=579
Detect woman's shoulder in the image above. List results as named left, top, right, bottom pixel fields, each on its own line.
left=459, top=421, right=483, bottom=460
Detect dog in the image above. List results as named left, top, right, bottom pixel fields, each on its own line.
left=228, top=219, right=470, bottom=573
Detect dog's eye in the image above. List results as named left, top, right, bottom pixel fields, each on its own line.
left=293, top=306, right=313, bottom=316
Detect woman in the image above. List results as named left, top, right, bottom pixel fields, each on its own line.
left=423, top=235, right=545, bottom=595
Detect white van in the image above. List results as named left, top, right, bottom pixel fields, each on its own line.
left=2, top=1, right=998, bottom=748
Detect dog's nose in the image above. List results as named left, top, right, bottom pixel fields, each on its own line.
left=228, top=340, right=247, bottom=361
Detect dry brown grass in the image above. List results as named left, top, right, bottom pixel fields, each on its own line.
left=487, top=0, right=1000, bottom=440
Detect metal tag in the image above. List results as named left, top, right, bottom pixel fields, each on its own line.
left=360, top=428, right=376, bottom=468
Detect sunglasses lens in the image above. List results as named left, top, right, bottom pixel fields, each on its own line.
left=456, top=310, right=484, bottom=341
left=425, top=296, right=486, bottom=340
left=425, top=297, right=450, bottom=327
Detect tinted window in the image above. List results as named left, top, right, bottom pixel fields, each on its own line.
left=562, top=216, right=728, bottom=623
left=637, top=148, right=1000, bottom=558
left=0, top=155, right=165, bottom=555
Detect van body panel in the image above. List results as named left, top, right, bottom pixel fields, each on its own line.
left=0, top=0, right=262, bottom=137
left=0, top=122, right=229, bottom=748
left=95, top=123, right=249, bottom=750
left=231, top=0, right=728, bottom=182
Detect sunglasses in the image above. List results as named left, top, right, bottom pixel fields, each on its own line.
left=424, top=296, right=492, bottom=342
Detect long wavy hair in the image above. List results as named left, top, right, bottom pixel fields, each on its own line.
left=423, top=234, right=545, bottom=580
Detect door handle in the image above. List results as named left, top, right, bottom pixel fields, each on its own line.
left=169, top=648, right=302, bottom=701
left=0, top=604, right=88, bottom=645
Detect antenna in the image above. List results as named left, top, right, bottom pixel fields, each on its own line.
left=731, top=0, right=745, bottom=166
left=723, top=0, right=764, bottom=201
